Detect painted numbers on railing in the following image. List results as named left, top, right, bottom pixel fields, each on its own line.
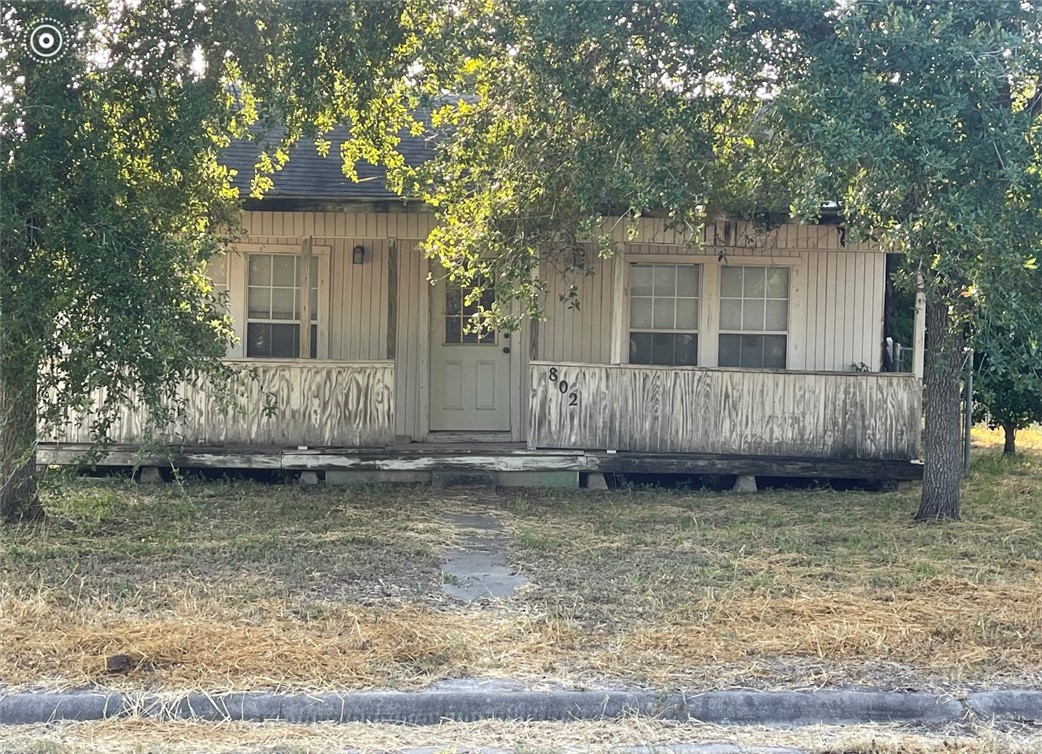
left=547, top=366, right=579, bottom=408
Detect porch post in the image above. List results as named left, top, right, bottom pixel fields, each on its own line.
left=912, top=272, right=926, bottom=380
left=610, top=246, right=627, bottom=364
left=299, top=235, right=313, bottom=359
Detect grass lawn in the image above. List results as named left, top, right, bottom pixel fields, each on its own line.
left=2, top=426, right=1041, bottom=694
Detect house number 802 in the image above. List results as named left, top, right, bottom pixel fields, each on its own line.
left=547, top=367, right=579, bottom=408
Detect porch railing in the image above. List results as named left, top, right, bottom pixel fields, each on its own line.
left=41, top=360, right=395, bottom=448
left=529, top=362, right=921, bottom=460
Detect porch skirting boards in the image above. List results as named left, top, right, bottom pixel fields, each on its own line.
left=37, top=443, right=923, bottom=482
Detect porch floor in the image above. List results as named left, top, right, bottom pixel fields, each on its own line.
left=37, top=442, right=924, bottom=481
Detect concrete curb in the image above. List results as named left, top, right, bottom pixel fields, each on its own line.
left=0, top=688, right=1037, bottom=727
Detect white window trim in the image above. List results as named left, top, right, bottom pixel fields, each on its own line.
left=225, top=243, right=331, bottom=359
left=718, top=265, right=791, bottom=369
left=627, top=262, right=701, bottom=367
left=616, top=253, right=804, bottom=369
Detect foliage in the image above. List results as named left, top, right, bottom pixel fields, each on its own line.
left=0, top=0, right=428, bottom=518
left=973, top=276, right=1042, bottom=453
left=385, top=0, right=771, bottom=327
left=712, top=0, right=1042, bottom=518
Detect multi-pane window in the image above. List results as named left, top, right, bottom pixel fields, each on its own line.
left=718, top=266, right=788, bottom=368
left=445, top=281, right=496, bottom=344
left=629, top=264, right=699, bottom=366
left=246, top=253, right=318, bottom=358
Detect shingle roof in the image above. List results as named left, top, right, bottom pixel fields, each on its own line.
left=221, top=124, right=434, bottom=201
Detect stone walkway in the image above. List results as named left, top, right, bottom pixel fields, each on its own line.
left=440, top=510, right=527, bottom=602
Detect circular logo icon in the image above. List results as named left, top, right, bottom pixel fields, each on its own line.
left=25, top=18, right=69, bottom=64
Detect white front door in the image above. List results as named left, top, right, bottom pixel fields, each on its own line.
left=429, top=278, right=512, bottom=431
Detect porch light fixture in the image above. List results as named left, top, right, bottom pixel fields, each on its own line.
left=352, top=245, right=365, bottom=264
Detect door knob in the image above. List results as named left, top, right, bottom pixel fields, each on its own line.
left=502, top=347, right=511, bottom=354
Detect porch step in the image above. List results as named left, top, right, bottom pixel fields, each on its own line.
left=431, top=471, right=498, bottom=488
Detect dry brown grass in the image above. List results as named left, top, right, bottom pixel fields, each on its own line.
left=972, top=423, right=1042, bottom=452
left=1, top=718, right=1041, bottom=754
left=3, top=438, right=1042, bottom=693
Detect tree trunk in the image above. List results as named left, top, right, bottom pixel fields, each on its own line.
left=1003, top=422, right=1017, bottom=456
left=915, top=298, right=964, bottom=521
left=0, top=349, right=43, bottom=523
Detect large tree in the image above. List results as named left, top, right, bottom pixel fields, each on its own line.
left=0, top=0, right=426, bottom=521
left=737, top=0, right=1042, bottom=519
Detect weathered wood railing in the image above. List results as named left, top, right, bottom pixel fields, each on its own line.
left=42, top=360, right=395, bottom=448
left=529, top=362, right=921, bottom=460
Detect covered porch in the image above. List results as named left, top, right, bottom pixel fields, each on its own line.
left=39, top=360, right=924, bottom=485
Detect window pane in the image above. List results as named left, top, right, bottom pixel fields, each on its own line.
left=630, top=265, right=654, bottom=296
left=675, top=334, right=698, bottom=366
left=652, top=333, right=676, bottom=365
left=718, top=334, right=741, bottom=367
left=445, top=316, right=461, bottom=344
left=676, top=266, right=700, bottom=297
left=248, top=255, right=271, bottom=286
left=630, top=332, right=653, bottom=364
left=309, top=256, right=319, bottom=285
left=766, top=267, right=789, bottom=298
left=246, top=323, right=270, bottom=357
left=310, top=286, right=318, bottom=322
left=764, top=335, right=786, bottom=368
left=270, top=287, right=296, bottom=320
left=721, top=267, right=743, bottom=297
left=630, top=298, right=653, bottom=329
left=479, top=328, right=496, bottom=344
left=766, top=300, right=788, bottom=330
left=272, top=255, right=297, bottom=286
left=309, top=324, right=318, bottom=359
left=675, top=298, right=698, bottom=330
left=743, top=267, right=766, bottom=297
left=462, top=290, right=479, bottom=317
left=740, top=334, right=764, bottom=367
left=743, top=300, right=765, bottom=331
left=462, top=318, right=479, bottom=343
left=446, top=286, right=462, bottom=316
left=247, top=287, right=271, bottom=319
left=720, top=299, right=743, bottom=330
left=653, top=298, right=675, bottom=329
left=269, top=323, right=299, bottom=358
left=653, top=265, right=677, bottom=296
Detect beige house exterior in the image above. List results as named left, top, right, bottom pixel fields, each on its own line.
left=42, top=205, right=923, bottom=482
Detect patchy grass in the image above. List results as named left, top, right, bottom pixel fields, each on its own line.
left=2, top=434, right=1042, bottom=693
left=0, top=719, right=1040, bottom=754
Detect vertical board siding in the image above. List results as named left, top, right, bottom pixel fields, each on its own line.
left=45, top=362, right=395, bottom=447
left=395, top=242, right=430, bottom=439
left=800, top=250, right=885, bottom=372
left=537, top=253, right=616, bottom=364
left=529, top=363, right=920, bottom=460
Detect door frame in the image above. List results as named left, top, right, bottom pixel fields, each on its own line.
left=423, top=261, right=528, bottom=442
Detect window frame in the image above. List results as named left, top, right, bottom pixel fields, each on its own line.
left=224, top=244, right=331, bottom=360
left=627, top=262, right=701, bottom=367
left=717, top=264, right=791, bottom=370
left=619, top=253, right=801, bottom=370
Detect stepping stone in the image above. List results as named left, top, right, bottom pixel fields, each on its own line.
left=440, top=511, right=527, bottom=602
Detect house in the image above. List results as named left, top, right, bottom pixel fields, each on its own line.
left=38, top=129, right=925, bottom=487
